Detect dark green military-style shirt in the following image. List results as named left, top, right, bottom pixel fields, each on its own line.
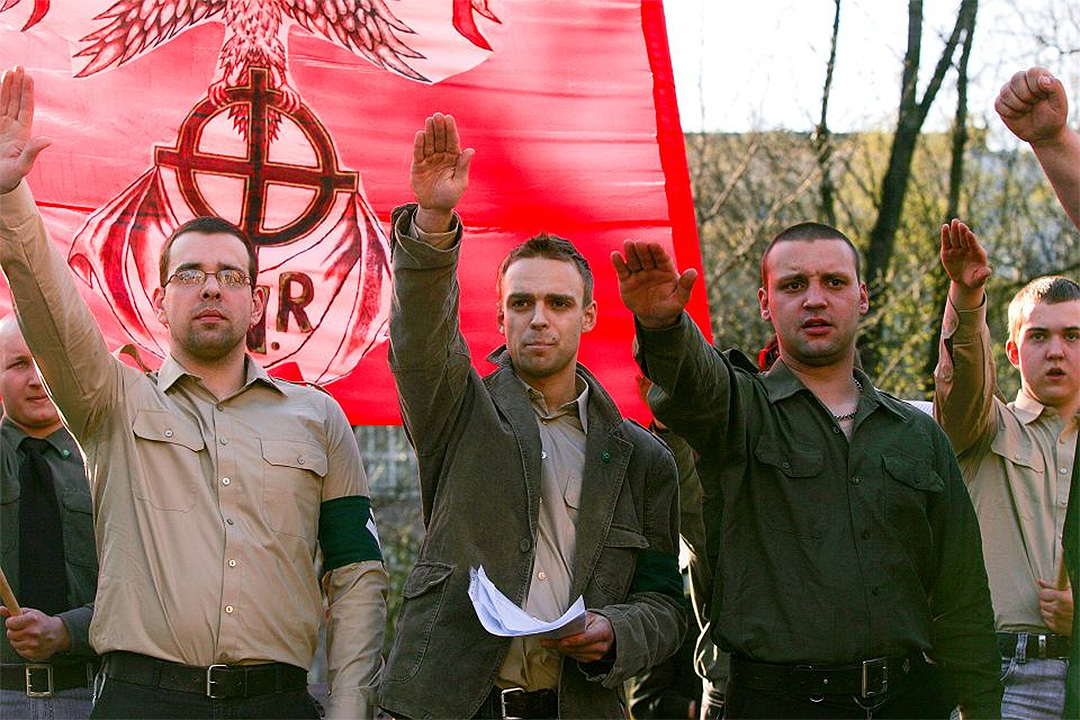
left=636, top=314, right=1001, bottom=717
left=0, top=418, right=97, bottom=664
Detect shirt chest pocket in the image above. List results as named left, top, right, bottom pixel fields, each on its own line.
left=260, top=439, right=326, bottom=540
left=988, top=433, right=1045, bottom=520
left=754, top=437, right=826, bottom=539
left=60, top=489, right=98, bottom=569
left=882, top=453, right=945, bottom=530
left=131, top=410, right=205, bottom=512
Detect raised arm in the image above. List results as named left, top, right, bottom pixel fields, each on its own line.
left=996, top=67, right=1080, bottom=229
left=934, top=220, right=996, bottom=455
left=0, top=67, right=119, bottom=438
left=387, top=114, right=477, bottom=511
left=614, top=241, right=736, bottom=452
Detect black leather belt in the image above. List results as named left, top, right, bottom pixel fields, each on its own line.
left=729, top=652, right=925, bottom=699
left=998, top=631, right=1071, bottom=660
left=103, top=651, right=307, bottom=699
left=478, top=686, right=559, bottom=718
left=0, top=662, right=95, bottom=696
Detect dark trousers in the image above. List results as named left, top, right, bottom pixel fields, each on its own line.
left=724, top=660, right=949, bottom=719
left=90, top=677, right=321, bottom=719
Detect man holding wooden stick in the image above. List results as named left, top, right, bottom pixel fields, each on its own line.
left=0, top=315, right=98, bottom=718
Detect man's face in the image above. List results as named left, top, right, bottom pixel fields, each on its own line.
left=497, top=257, right=597, bottom=388
left=0, top=320, right=63, bottom=436
left=758, top=239, right=869, bottom=369
left=152, top=232, right=266, bottom=364
left=1007, top=299, right=1080, bottom=412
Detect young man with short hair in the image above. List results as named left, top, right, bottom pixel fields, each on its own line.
left=615, top=224, right=1001, bottom=718
left=0, top=66, right=387, bottom=719
left=0, top=316, right=98, bottom=719
left=935, top=219, right=1077, bottom=717
left=379, top=113, right=685, bottom=719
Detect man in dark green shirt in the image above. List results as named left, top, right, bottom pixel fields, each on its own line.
left=613, top=224, right=1001, bottom=718
left=0, top=315, right=98, bottom=718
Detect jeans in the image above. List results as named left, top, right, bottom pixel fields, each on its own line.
left=1000, top=633, right=1068, bottom=719
left=89, top=678, right=321, bottom=719
left=0, top=686, right=93, bottom=720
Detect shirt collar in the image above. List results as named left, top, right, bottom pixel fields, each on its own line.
left=519, top=373, right=590, bottom=434
left=760, top=358, right=906, bottom=421
left=158, top=354, right=283, bottom=395
left=1012, top=389, right=1050, bottom=425
left=1, top=417, right=77, bottom=456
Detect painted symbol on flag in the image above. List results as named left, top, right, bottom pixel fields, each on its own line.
left=4, top=0, right=499, bottom=382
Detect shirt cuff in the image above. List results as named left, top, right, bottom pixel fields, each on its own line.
left=0, top=179, right=37, bottom=230
left=943, top=294, right=987, bottom=342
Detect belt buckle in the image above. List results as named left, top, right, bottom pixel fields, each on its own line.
left=861, top=657, right=888, bottom=698
left=206, top=664, right=228, bottom=699
left=25, top=664, right=54, bottom=698
left=500, top=687, right=525, bottom=719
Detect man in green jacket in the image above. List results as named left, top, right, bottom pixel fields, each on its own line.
left=379, top=113, right=685, bottom=719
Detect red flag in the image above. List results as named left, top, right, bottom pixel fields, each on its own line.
left=0, top=0, right=708, bottom=424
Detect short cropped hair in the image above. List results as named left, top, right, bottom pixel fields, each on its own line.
left=497, top=233, right=594, bottom=305
left=760, top=222, right=861, bottom=286
left=1007, top=275, right=1080, bottom=344
left=159, top=217, right=259, bottom=289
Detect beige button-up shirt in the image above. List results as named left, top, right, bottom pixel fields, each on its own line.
left=1, top=181, right=387, bottom=717
left=935, top=298, right=1077, bottom=631
left=496, top=378, right=589, bottom=691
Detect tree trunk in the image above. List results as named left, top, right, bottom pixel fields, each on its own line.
left=814, top=0, right=842, bottom=227
left=922, top=5, right=977, bottom=391
left=860, top=0, right=978, bottom=376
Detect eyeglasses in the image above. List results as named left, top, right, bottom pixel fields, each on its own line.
left=164, top=268, right=251, bottom=289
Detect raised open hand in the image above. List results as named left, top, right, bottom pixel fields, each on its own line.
left=940, top=219, right=991, bottom=291
left=410, top=113, right=474, bottom=230
left=612, top=240, right=697, bottom=329
left=0, top=67, right=51, bottom=194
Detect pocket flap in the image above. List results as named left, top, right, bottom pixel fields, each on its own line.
left=883, top=454, right=945, bottom=493
left=990, top=433, right=1046, bottom=472
left=605, top=524, right=649, bottom=549
left=403, top=562, right=454, bottom=599
left=754, top=437, right=823, bottom=477
left=131, top=410, right=205, bottom=452
left=260, top=439, right=328, bottom=477
left=61, top=490, right=94, bottom=514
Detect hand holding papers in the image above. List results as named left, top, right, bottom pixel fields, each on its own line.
left=469, top=566, right=587, bottom=639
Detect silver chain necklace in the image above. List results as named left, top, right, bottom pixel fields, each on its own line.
left=832, top=377, right=862, bottom=422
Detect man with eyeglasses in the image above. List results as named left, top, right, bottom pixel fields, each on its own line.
left=0, top=67, right=388, bottom=719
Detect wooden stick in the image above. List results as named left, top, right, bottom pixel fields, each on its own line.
left=0, top=566, right=20, bottom=615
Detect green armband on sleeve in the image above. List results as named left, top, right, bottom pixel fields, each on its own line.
left=319, top=496, right=383, bottom=570
left=629, top=548, right=683, bottom=602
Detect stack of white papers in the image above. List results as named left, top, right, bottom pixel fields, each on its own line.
left=468, top=566, right=587, bottom=639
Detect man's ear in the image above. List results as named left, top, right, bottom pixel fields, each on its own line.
left=758, top=287, right=770, bottom=320
left=152, top=287, right=168, bottom=326
left=581, top=300, right=597, bottom=334
left=1005, top=338, right=1020, bottom=369
left=858, top=282, right=869, bottom=315
left=249, top=285, right=268, bottom=329
left=496, top=304, right=505, bottom=335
